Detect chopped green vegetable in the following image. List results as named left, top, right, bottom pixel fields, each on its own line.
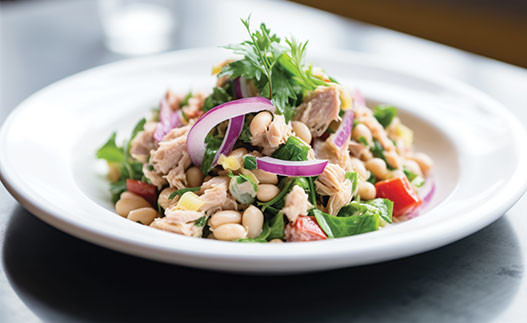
left=169, top=186, right=201, bottom=200
left=267, top=213, right=285, bottom=240
left=367, top=173, right=377, bottom=185
left=345, top=171, right=359, bottom=194
left=220, top=16, right=331, bottom=122
left=181, top=91, right=193, bottom=107
left=312, top=208, right=380, bottom=238
left=130, top=118, right=146, bottom=142
left=243, top=155, right=257, bottom=170
left=373, top=105, right=397, bottom=128
left=237, top=220, right=270, bottom=242
left=200, top=134, right=224, bottom=174
left=403, top=168, right=425, bottom=189
left=96, top=132, right=124, bottom=163
left=272, top=136, right=310, bottom=161
left=337, top=198, right=393, bottom=224
left=195, top=216, right=208, bottom=227
left=202, top=86, right=233, bottom=112
left=238, top=115, right=253, bottom=143
left=358, top=136, right=369, bottom=146
left=228, top=171, right=258, bottom=204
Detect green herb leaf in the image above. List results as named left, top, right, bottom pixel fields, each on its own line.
left=312, top=208, right=380, bottom=238
left=373, top=105, right=397, bottom=128
left=345, top=171, right=359, bottom=194
left=202, top=86, right=233, bottom=112
left=96, top=132, right=124, bottom=163
left=130, top=118, right=146, bottom=142
left=267, top=213, right=285, bottom=240
left=181, top=91, right=193, bottom=107
left=195, top=216, right=208, bottom=227
left=272, top=136, right=310, bottom=161
left=337, top=198, right=393, bottom=224
left=169, top=186, right=201, bottom=200
left=237, top=220, right=271, bottom=243
left=200, top=134, right=224, bottom=174
left=243, top=155, right=257, bottom=170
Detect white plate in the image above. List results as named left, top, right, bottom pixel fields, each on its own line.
left=1, top=48, right=526, bottom=274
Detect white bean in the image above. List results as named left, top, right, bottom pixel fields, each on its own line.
left=249, top=111, right=273, bottom=136
left=229, top=147, right=249, bottom=165
left=257, top=184, right=280, bottom=202
left=350, top=157, right=370, bottom=181
left=403, top=159, right=423, bottom=177
left=186, top=166, right=203, bottom=188
left=365, top=158, right=389, bottom=180
left=213, top=223, right=247, bottom=241
left=242, top=205, right=264, bottom=238
left=384, top=150, right=402, bottom=169
left=292, top=121, right=312, bottom=144
left=115, top=197, right=151, bottom=217
left=409, top=153, right=433, bottom=176
left=127, top=207, right=157, bottom=225
left=158, top=187, right=177, bottom=210
left=251, top=169, right=278, bottom=184
left=269, top=239, right=283, bottom=243
left=358, top=181, right=376, bottom=200
left=352, top=123, right=372, bottom=144
left=209, top=210, right=242, bottom=228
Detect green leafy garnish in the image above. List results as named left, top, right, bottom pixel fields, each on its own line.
left=345, top=171, right=359, bottom=194
left=358, top=136, right=369, bottom=146
left=202, top=85, right=233, bottom=112
left=195, top=216, right=208, bottom=227
left=268, top=213, right=285, bottom=240
left=313, top=208, right=380, bottom=238
left=169, top=186, right=201, bottom=200
left=200, top=134, right=224, bottom=174
left=220, top=16, right=331, bottom=122
left=181, top=91, right=193, bottom=107
left=97, top=118, right=146, bottom=202
left=404, top=169, right=425, bottom=188
left=237, top=220, right=270, bottom=243
left=337, top=198, right=393, bottom=224
left=272, top=136, right=310, bottom=161
left=373, top=105, right=397, bottom=128
left=96, top=132, right=124, bottom=163
left=367, top=173, right=377, bottom=185
left=243, top=155, right=257, bottom=170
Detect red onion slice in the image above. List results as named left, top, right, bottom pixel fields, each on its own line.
left=233, top=77, right=251, bottom=98
left=352, top=88, right=366, bottom=107
left=154, top=98, right=183, bottom=142
left=405, top=177, right=436, bottom=220
left=256, top=157, right=328, bottom=177
left=212, top=115, right=245, bottom=165
left=187, top=97, right=275, bottom=166
left=332, top=109, right=354, bottom=148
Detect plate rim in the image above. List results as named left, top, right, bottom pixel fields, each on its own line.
left=1, top=47, right=526, bottom=273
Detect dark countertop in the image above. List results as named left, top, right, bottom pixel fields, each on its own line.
left=1, top=0, right=526, bottom=322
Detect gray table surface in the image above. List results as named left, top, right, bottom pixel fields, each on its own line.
left=1, top=0, right=526, bottom=322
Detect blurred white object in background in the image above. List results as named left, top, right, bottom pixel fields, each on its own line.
left=98, top=0, right=177, bottom=55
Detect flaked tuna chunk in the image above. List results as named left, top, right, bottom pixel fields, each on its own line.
left=281, top=185, right=313, bottom=224
left=250, top=114, right=292, bottom=155
left=150, top=218, right=203, bottom=237
left=165, top=209, right=204, bottom=224
left=294, top=86, right=340, bottom=137
left=130, top=121, right=158, bottom=163
left=144, top=124, right=192, bottom=189
left=200, top=176, right=237, bottom=215
left=313, top=136, right=353, bottom=171
left=315, top=163, right=353, bottom=215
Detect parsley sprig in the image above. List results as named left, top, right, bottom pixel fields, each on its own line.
left=220, top=16, right=331, bottom=122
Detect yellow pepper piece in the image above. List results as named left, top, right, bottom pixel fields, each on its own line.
left=396, top=124, right=414, bottom=146
left=339, top=86, right=353, bottom=110
left=176, top=192, right=204, bottom=211
left=241, top=168, right=260, bottom=185
left=218, top=154, right=241, bottom=171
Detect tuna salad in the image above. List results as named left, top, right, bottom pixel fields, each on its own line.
left=96, top=17, right=434, bottom=243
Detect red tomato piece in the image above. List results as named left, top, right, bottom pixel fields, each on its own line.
left=285, top=215, right=328, bottom=242
left=375, top=176, right=422, bottom=217
left=126, top=179, right=158, bottom=206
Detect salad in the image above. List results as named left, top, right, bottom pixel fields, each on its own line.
left=96, top=17, right=434, bottom=243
